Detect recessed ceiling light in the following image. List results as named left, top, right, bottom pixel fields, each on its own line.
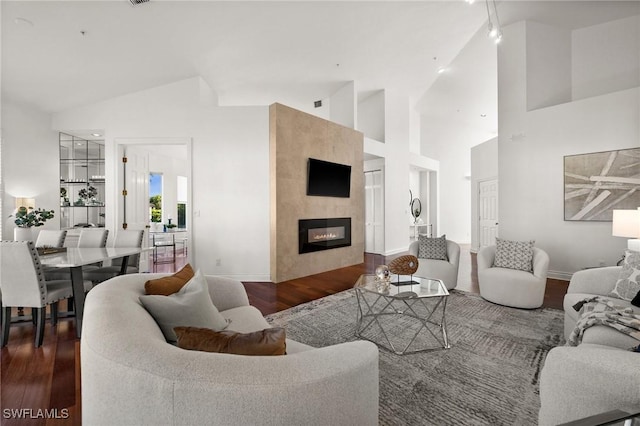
left=14, top=17, right=34, bottom=27
left=92, top=133, right=101, bottom=137
left=437, top=67, right=447, bottom=74
left=480, top=114, right=487, bottom=118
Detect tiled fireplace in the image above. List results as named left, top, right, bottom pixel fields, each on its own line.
left=298, top=218, right=352, bottom=254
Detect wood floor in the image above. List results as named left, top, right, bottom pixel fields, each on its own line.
left=0, top=249, right=568, bottom=425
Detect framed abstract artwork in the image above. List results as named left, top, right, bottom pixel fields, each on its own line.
left=564, top=147, right=640, bottom=221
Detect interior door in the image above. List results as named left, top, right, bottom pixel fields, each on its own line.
left=478, top=179, right=499, bottom=249
left=365, top=170, right=384, bottom=254
left=122, top=146, right=150, bottom=272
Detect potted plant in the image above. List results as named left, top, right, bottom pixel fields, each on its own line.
left=79, top=185, right=98, bottom=205
left=11, top=207, right=55, bottom=241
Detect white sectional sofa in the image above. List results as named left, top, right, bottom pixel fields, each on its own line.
left=538, top=267, right=640, bottom=425
left=81, top=273, right=379, bottom=425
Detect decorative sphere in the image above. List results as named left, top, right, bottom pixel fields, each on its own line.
left=375, top=265, right=390, bottom=280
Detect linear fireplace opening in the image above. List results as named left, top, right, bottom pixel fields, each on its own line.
left=299, top=218, right=351, bottom=254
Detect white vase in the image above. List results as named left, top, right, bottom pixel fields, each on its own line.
left=14, top=227, right=34, bottom=242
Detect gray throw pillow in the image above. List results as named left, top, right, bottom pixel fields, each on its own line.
left=418, top=234, right=448, bottom=261
left=609, top=250, right=640, bottom=301
left=493, top=238, right=534, bottom=272
left=139, top=269, right=229, bottom=343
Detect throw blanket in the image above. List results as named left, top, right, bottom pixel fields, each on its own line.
left=568, top=296, right=640, bottom=346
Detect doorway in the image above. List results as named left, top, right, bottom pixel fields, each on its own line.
left=478, top=178, right=499, bottom=249
left=114, top=138, right=192, bottom=272
left=364, top=170, right=384, bottom=254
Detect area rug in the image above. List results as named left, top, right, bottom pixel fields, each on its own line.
left=266, top=289, right=564, bottom=426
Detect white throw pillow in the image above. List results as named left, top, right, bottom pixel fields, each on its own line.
left=609, top=250, right=640, bottom=301
left=139, top=269, right=229, bottom=343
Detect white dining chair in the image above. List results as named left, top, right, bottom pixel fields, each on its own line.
left=0, top=241, right=92, bottom=347
left=84, top=230, right=145, bottom=284
left=35, top=230, right=67, bottom=248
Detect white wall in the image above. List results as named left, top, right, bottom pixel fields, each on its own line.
left=572, top=15, right=640, bottom=101
left=2, top=100, right=59, bottom=240
left=329, top=81, right=357, bottom=129
left=470, top=137, right=498, bottom=252
left=358, top=91, right=385, bottom=142
left=498, top=18, right=639, bottom=279
left=53, top=78, right=270, bottom=281
left=526, top=21, right=572, bottom=111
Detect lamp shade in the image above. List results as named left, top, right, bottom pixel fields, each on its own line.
left=612, top=209, right=640, bottom=238
left=15, top=198, right=35, bottom=209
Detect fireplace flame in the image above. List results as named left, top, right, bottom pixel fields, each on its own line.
left=313, top=233, right=338, bottom=241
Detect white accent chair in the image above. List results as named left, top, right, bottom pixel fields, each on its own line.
left=35, top=229, right=67, bottom=247
left=477, top=245, right=549, bottom=309
left=408, top=239, right=460, bottom=290
left=83, top=230, right=145, bottom=284
left=0, top=241, right=92, bottom=347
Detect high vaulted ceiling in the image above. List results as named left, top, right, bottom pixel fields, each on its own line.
left=2, top=1, right=639, bottom=121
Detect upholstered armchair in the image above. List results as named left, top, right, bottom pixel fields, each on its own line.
left=408, top=239, right=460, bottom=290
left=477, top=244, right=549, bottom=309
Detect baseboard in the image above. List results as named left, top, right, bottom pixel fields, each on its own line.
left=217, top=273, right=272, bottom=282
left=547, top=270, right=572, bottom=281
left=384, top=247, right=409, bottom=256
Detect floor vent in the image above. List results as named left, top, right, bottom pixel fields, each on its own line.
left=129, top=0, right=150, bottom=5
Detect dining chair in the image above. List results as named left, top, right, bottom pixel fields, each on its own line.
left=77, top=229, right=109, bottom=248
left=0, top=241, right=92, bottom=347
left=45, top=229, right=110, bottom=282
left=35, top=230, right=67, bottom=248
left=84, top=230, right=145, bottom=284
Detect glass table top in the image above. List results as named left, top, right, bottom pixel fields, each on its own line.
left=354, top=274, right=449, bottom=298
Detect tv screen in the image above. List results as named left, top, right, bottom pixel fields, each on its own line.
left=307, top=158, right=351, bottom=198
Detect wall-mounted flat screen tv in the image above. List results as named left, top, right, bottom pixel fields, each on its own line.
left=307, top=158, right=351, bottom=198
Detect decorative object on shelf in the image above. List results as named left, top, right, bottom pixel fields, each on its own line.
left=411, top=198, right=422, bottom=224
left=165, top=223, right=177, bottom=232
left=60, top=187, right=69, bottom=206
left=78, top=185, right=99, bottom=204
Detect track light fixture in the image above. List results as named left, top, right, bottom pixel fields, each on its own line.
left=486, top=0, right=502, bottom=43
left=471, top=0, right=503, bottom=44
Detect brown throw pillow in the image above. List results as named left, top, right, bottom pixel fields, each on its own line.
left=174, top=326, right=287, bottom=356
left=144, top=263, right=195, bottom=295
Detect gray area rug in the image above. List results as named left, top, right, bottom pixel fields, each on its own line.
left=266, top=289, right=564, bottom=426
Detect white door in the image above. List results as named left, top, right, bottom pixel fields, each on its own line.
left=365, top=170, right=384, bottom=254
left=478, top=179, right=499, bottom=249
left=121, top=146, right=151, bottom=272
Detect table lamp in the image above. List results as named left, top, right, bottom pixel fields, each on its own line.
left=612, top=208, right=640, bottom=252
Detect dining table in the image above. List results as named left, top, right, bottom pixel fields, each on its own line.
left=39, top=247, right=145, bottom=338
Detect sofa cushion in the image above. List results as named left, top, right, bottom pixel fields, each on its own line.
left=494, top=237, right=534, bottom=272
left=609, top=250, right=640, bottom=301
left=418, top=234, right=448, bottom=261
left=139, top=269, right=228, bottom=343
left=144, top=263, right=194, bottom=295
left=175, top=326, right=287, bottom=356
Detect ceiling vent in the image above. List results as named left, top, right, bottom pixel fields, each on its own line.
left=129, top=0, right=150, bottom=5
